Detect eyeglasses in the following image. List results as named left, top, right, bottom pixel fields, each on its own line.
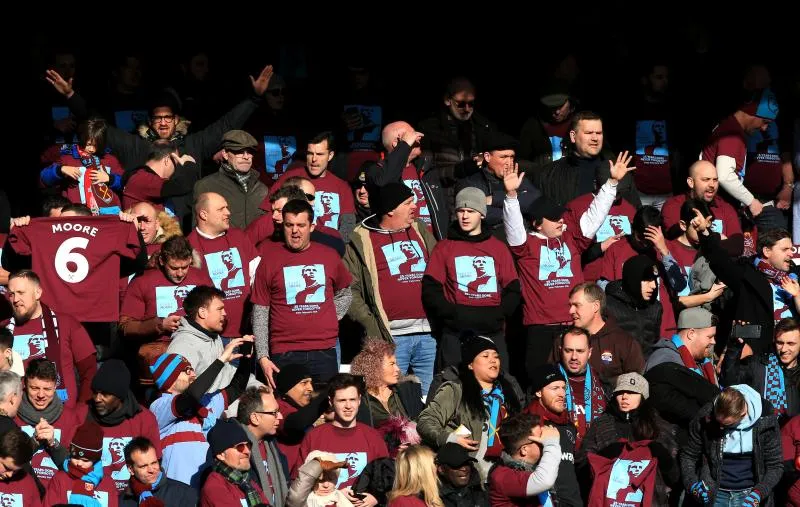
left=268, top=88, right=284, bottom=97
left=451, top=98, right=475, bottom=109
left=152, top=115, right=175, bottom=123
left=254, top=410, right=281, bottom=417
left=233, top=442, right=253, bottom=453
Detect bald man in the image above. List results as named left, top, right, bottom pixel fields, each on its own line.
left=662, top=160, right=743, bottom=255
left=187, top=192, right=260, bottom=335
left=364, top=121, right=449, bottom=240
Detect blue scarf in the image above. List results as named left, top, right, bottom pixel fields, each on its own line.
left=63, top=459, right=104, bottom=507
left=559, top=364, right=595, bottom=424
left=764, top=354, right=788, bottom=415
left=482, top=384, right=505, bottom=447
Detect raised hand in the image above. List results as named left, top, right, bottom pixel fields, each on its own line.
left=532, top=425, right=561, bottom=443
left=250, top=65, right=274, bottom=96
left=400, top=129, right=423, bottom=147
left=10, top=216, right=31, bottom=229
left=220, top=337, right=246, bottom=363
left=502, top=163, right=525, bottom=196
left=782, top=276, right=800, bottom=297
left=643, top=225, right=668, bottom=256
left=45, top=69, right=74, bottom=98
left=171, top=153, right=196, bottom=166
left=690, top=208, right=713, bottom=234
left=608, top=151, right=636, bottom=182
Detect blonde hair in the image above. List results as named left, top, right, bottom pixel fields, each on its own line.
left=387, top=445, right=443, bottom=507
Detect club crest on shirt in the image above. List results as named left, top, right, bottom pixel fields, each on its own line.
left=601, top=351, right=613, bottom=364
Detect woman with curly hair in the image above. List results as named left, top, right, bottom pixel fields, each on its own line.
left=350, top=338, right=424, bottom=427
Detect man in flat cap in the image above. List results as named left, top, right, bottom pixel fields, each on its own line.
left=194, top=130, right=269, bottom=229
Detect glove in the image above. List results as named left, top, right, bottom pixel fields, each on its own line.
left=690, top=481, right=709, bottom=504
left=742, top=489, right=761, bottom=507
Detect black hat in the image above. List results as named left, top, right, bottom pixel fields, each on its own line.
left=275, top=363, right=312, bottom=394
left=525, top=197, right=565, bottom=222
left=208, top=419, right=250, bottom=456
left=530, top=364, right=566, bottom=394
left=436, top=442, right=478, bottom=468
left=460, top=332, right=499, bottom=366
left=479, top=132, right=520, bottom=153
left=539, top=79, right=571, bottom=109
left=92, top=359, right=131, bottom=401
left=373, top=182, right=413, bottom=217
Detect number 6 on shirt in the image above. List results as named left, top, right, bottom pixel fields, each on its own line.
left=54, top=237, right=90, bottom=283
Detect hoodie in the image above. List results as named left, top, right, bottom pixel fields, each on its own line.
left=605, top=255, right=664, bottom=354
left=166, top=317, right=235, bottom=393
left=719, top=384, right=762, bottom=490
left=422, top=220, right=521, bottom=334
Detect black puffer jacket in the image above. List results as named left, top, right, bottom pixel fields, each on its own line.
left=604, top=255, right=663, bottom=355
left=681, top=396, right=785, bottom=506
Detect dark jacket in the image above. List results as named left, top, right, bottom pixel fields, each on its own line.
left=193, top=165, right=268, bottom=229
left=604, top=279, right=663, bottom=356
left=680, top=397, right=785, bottom=506
left=439, top=465, right=489, bottom=507
left=119, top=474, right=199, bottom=506
left=530, top=152, right=641, bottom=208
left=418, top=109, right=496, bottom=186
left=421, top=221, right=521, bottom=334
left=455, top=169, right=541, bottom=240
left=353, top=457, right=396, bottom=505
left=644, top=360, right=720, bottom=444
left=577, top=400, right=679, bottom=506
left=367, top=141, right=449, bottom=240
left=356, top=380, right=425, bottom=427
left=721, top=339, right=800, bottom=421
left=699, top=230, right=800, bottom=355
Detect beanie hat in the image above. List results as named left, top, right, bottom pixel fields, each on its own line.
left=373, top=182, right=414, bottom=217
left=208, top=419, right=249, bottom=456
left=460, top=332, right=499, bottom=366
left=275, top=363, right=312, bottom=394
left=149, top=353, right=193, bottom=392
left=70, top=420, right=104, bottom=463
left=92, top=359, right=131, bottom=401
left=530, top=364, right=566, bottom=394
left=455, top=187, right=487, bottom=217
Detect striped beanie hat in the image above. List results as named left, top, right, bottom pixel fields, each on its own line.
left=150, top=353, right=193, bottom=391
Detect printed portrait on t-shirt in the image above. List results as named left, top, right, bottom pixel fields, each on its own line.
left=773, top=284, right=794, bottom=321
left=382, top=241, right=426, bottom=276
left=264, top=135, right=297, bottom=177
left=455, top=256, right=497, bottom=294
left=0, top=493, right=22, bottom=507
left=549, top=135, right=564, bottom=162
left=403, top=179, right=429, bottom=216
left=343, top=105, right=381, bottom=145
left=284, top=264, right=327, bottom=305
left=636, top=120, right=669, bottom=157
left=747, top=121, right=780, bottom=155
left=538, top=243, right=573, bottom=281
left=12, top=333, right=47, bottom=361
left=596, top=215, right=632, bottom=242
left=20, top=425, right=60, bottom=479
left=155, top=285, right=196, bottom=318
left=333, top=451, right=367, bottom=488
left=102, top=436, right=131, bottom=483
left=205, top=248, right=245, bottom=291
left=314, top=191, right=341, bottom=229
left=606, top=459, right=651, bottom=503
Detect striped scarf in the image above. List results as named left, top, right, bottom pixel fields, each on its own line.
left=6, top=304, right=67, bottom=400
left=670, top=335, right=718, bottom=386
left=764, top=354, right=788, bottom=415
left=482, top=384, right=506, bottom=452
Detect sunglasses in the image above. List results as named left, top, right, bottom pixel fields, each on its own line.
left=233, top=442, right=253, bottom=453
left=451, top=99, right=475, bottom=109
left=305, top=193, right=315, bottom=201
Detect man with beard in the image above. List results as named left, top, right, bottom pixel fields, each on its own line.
left=523, top=365, right=583, bottom=506
left=13, top=360, right=81, bottom=487
left=662, top=160, right=743, bottom=255
left=120, top=236, right=212, bottom=387
left=82, top=359, right=162, bottom=493
left=298, top=374, right=388, bottom=502
left=3, top=270, right=96, bottom=410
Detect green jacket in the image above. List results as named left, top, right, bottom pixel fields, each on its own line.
left=344, top=217, right=437, bottom=342
left=193, top=165, right=267, bottom=230
left=417, top=380, right=483, bottom=449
